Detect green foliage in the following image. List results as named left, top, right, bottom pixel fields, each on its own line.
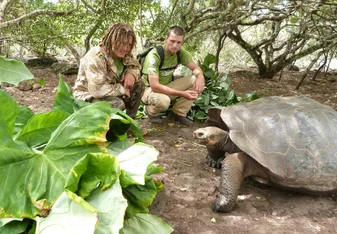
left=136, top=103, right=147, bottom=119
left=190, top=53, right=258, bottom=121
left=2, top=0, right=146, bottom=57
left=0, top=57, right=34, bottom=85
left=37, top=78, right=45, bottom=86
left=0, top=59, right=173, bottom=234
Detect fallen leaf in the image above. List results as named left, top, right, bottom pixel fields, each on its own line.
left=211, top=217, right=216, bottom=223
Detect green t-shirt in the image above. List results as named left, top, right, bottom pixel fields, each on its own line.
left=141, top=46, right=193, bottom=86
left=114, top=58, right=125, bottom=77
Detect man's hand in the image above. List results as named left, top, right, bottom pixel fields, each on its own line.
left=183, top=90, right=199, bottom=100
left=193, top=75, right=205, bottom=94
left=123, top=88, right=131, bottom=99
left=120, top=73, right=135, bottom=89
left=187, top=61, right=205, bottom=94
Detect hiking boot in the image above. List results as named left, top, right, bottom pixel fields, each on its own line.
left=145, top=108, right=162, bottom=124
left=168, top=111, right=193, bottom=126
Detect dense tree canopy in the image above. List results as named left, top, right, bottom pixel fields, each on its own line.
left=1, top=0, right=337, bottom=80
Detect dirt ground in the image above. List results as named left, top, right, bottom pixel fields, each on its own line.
left=4, top=66, right=337, bottom=234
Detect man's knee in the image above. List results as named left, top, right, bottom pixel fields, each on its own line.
left=155, top=95, right=171, bottom=111
left=188, top=75, right=197, bottom=87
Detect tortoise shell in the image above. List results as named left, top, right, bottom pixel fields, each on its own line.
left=208, top=96, right=337, bottom=192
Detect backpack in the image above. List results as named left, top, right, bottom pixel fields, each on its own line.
left=137, top=46, right=181, bottom=76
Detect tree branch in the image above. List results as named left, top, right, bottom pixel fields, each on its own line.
left=0, top=0, right=11, bottom=22
left=0, top=0, right=79, bottom=29
left=80, top=0, right=99, bottom=13
left=181, top=0, right=195, bottom=31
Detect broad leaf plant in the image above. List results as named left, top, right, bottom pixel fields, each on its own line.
left=0, top=57, right=173, bottom=234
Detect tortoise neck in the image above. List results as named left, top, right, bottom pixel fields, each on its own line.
left=218, top=132, right=241, bottom=153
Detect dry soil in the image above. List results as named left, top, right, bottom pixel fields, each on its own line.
left=4, top=66, right=337, bottom=234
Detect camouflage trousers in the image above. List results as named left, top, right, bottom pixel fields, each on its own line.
left=87, top=79, right=145, bottom=119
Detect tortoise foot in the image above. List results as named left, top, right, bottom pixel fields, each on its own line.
left=206, top=154, right=224, bottom=169
left=211, top=194, right=234, bottom=213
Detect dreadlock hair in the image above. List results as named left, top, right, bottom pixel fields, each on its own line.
left=101, top=22, right=136, bottom=55
left=167, top=26, right=185, bottom=38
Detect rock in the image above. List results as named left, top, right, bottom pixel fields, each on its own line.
left=25, top=56, right=58, bottom=68
left=287, top=64, right=300, bottom=71
left=32, top=83, right=42, bottom=91
left=0, top=82, right=14, bottom=88
left=51, top=62, right=78, bottom=75
left=17, top=80, right=33, bottom=91
left=173, top=65, right=192, bottom=79
left=327, top=76, right=336, bottom=82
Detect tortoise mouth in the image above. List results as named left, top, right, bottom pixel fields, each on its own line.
left=193, top=130, right=209, bottom=145
left=194, top=138, right=208, bottom=145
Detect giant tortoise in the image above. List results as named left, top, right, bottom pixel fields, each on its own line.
left=193, top=96, right=337, bottom=213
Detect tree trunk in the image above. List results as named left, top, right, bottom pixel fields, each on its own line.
left=0, top=35, right=3, bottom=56
left=295, top=51, right=324, bottom=90
left=312, top=53, right=327, bottom=81
left=215, top=30, right=226, bottom=74
left=85, top=16, right=105, bottom=53
left=138, top=0, right=143, bottom=50
left=65, top=41, right=81, bottom=64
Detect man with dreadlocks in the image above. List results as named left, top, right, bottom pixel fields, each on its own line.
left=73, top=22, right=144, bottom=118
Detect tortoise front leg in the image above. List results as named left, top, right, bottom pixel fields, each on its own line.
left=206, top=154, right=224, bottom=169
left=212, top=152, right=246, bottom=213
left=212, top=152, right=269, bottom=212
left=206, top=145, right=226, bottom=169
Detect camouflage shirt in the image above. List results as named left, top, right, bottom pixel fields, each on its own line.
left=73, top=46, right=140, bottom=100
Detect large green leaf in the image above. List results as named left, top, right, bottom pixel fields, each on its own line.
left=0, top=102, right=112, bottom=219
left=0, top=218, right=29, bottom=234
left=86, top=178, right=128, bottom=234
left=108, top=143, right=162, bottom=219
left=52, top=75, right=77, bottom=114
left=203, top=53, right=216, bottom=67
left=106, top=139, right=134, bottom=156
left=123, top=179, right=160, bottom=218
left=145, top=164, right=165, bottom=177
left=43, top=102, right=111, bottom=151
left=65, top=153, right=120, bottom=198
left=120, top=213, right=173, bottom=234
left=15, top=110, right=69, bottom=147
left=35, top=191, right=98, bottom=234
left=0, top=218, right=23, bottom=226
left=14, top=106, right=35, bottom=136
left=115, top=143, right=159, bottom=186
left=0, top=90, right=21, bottom=146
left=0, top=57, right=34, bottom=85
left=64, top=152, right=127, bottom=233
left=108, top=109, right=143, bottom=142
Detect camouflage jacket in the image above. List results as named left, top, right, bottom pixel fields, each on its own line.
left=73, top=46, right=140, bottom=100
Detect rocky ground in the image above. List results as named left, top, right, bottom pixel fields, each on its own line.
left=4, top=65, right=337, bottom=234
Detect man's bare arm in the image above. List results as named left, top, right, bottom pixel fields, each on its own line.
left=148, top=74, right=198, bottom=100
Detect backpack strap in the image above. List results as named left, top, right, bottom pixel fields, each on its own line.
left=176, top=50, right=181, bottom=65
left=155, top=46, right=180, bottom=71
left=155, top=46, right=165, bottom=69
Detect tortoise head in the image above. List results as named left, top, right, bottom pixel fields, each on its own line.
left=193, top=127, right=227, bottom=146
